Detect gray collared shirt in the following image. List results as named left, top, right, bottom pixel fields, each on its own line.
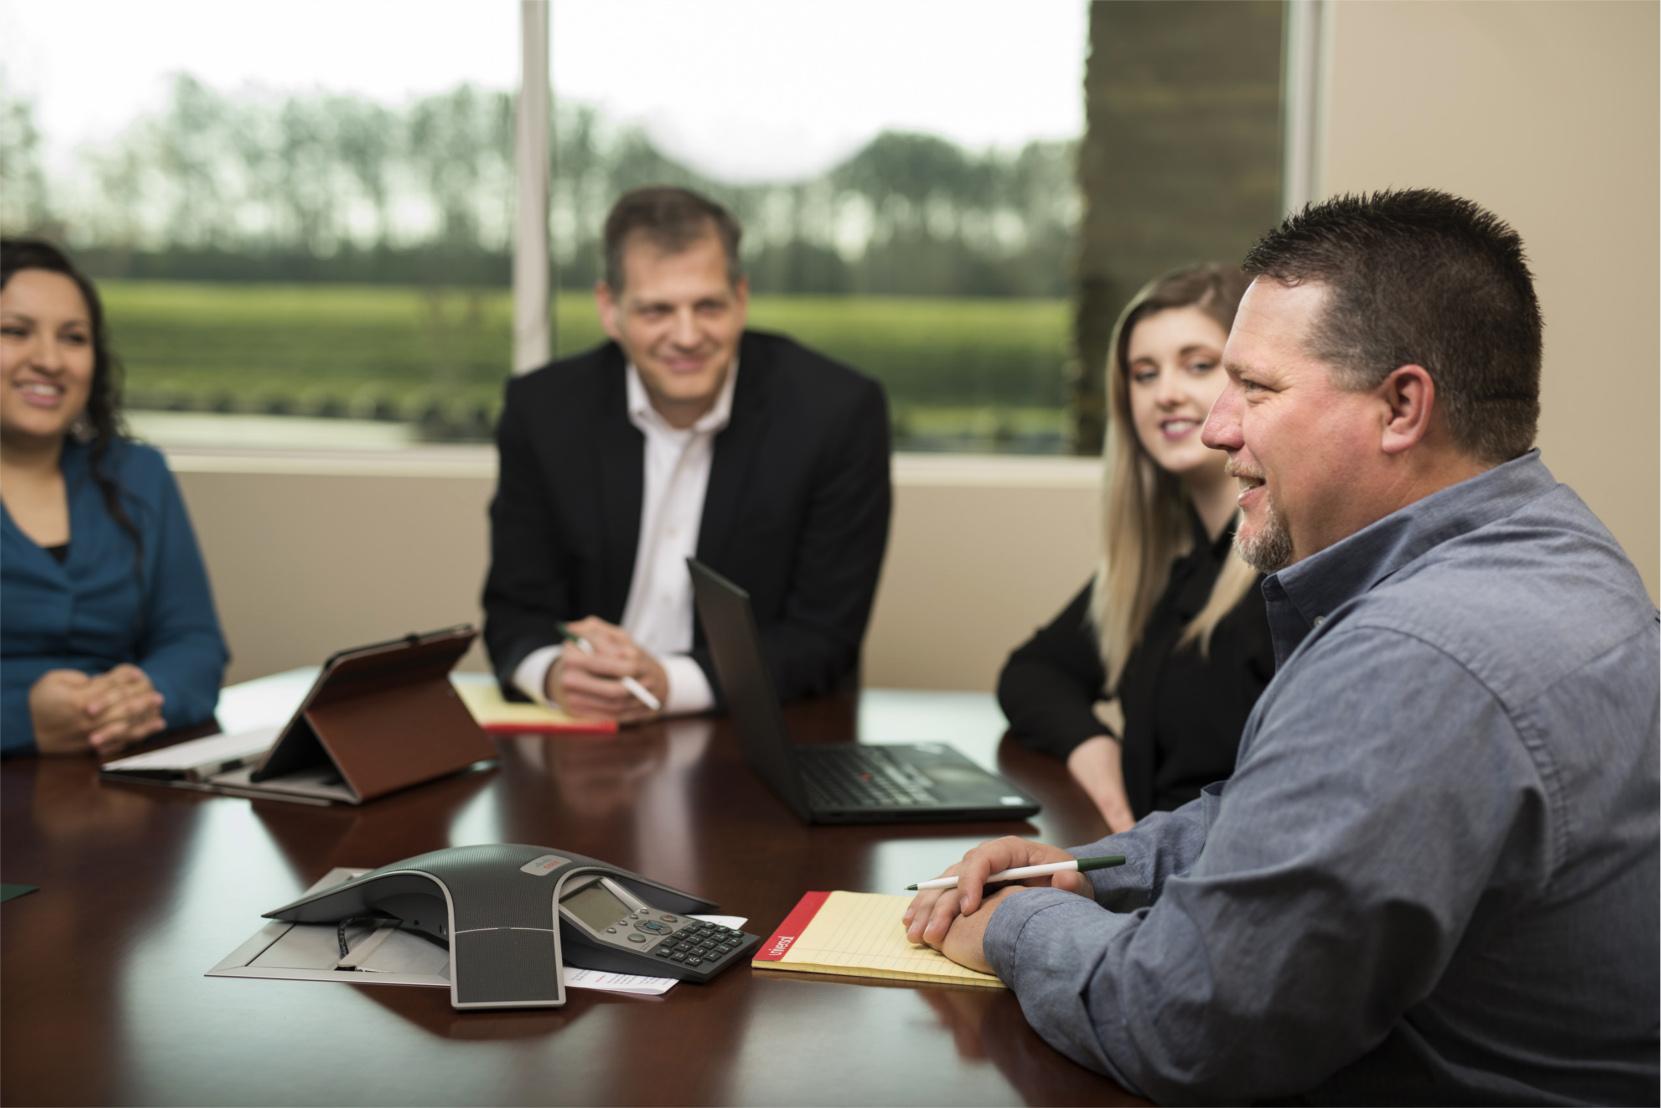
left=985, top=451, right=1659, bottom=1105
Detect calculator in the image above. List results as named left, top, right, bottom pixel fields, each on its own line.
left=557, top=873, right=759, bottom=983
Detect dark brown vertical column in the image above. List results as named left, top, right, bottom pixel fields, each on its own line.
left=1072, top=0, right=1285, bottom=454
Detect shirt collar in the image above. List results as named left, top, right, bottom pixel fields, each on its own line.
left=1262, top=449, right=1557, bottom=662
left=625, top=358, right=739, bottom=437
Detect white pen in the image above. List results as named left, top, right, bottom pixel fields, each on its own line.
left=905, top=854, right=1126, bottom=891
left=558, top=625, right=663, bottom=712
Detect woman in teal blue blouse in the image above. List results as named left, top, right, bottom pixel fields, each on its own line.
left=1, top=239, right=227, bottom=757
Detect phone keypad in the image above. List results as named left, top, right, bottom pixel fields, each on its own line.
left=649, top=921, right=747, bottom=969
left=581, top=897, right=757, bottom=981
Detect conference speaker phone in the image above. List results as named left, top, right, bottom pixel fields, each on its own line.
left=265, top=844, right=759, bottom=1009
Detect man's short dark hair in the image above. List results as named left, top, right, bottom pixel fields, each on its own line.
left=1243, top=188, right=1542, bottom=464
left=602, top=186, right=743, bottom=291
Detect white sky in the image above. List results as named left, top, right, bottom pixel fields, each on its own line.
left=0, top=0, right=1086, bottom=183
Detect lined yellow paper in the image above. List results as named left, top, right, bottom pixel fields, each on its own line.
left=754, top=891, right=1005, bottom=989
left=453, top=681, right=616, bottom=735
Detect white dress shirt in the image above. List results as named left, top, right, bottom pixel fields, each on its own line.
left=513, top=361, right=738, bottom=714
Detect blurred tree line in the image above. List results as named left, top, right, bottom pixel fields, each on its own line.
left=1, top=74, right=1077, bottom=298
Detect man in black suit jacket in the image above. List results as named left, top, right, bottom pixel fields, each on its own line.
left=483, top=187, right=891, bottom=723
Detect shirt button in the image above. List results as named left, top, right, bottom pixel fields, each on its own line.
left=1312, top=615, right=1326, bottom=627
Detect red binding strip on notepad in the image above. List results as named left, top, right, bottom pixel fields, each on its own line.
left=752, top=890, right=831, bottom=961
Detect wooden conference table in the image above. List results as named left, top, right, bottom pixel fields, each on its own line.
left=1, top=688, right=1144, bottom=1106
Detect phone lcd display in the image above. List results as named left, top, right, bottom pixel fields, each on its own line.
left=561, top=881, right=631, bottom=933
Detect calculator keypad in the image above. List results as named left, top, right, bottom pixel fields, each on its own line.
left=646, top=920, right=749, bottom=978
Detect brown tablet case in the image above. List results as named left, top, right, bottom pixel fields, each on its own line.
left=246, top=626, right=495, bottom=804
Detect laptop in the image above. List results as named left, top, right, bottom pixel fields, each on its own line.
left=688, top=558, right=1040, bottom=824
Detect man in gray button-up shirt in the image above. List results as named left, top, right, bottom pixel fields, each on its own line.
left=907, top=190, right=1658, bottom=1105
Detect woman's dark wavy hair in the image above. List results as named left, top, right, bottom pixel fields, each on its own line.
left=1, top=238, right=142, bottom=560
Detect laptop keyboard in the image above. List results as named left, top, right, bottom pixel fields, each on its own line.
left=799, top=745, right=939, bottom=809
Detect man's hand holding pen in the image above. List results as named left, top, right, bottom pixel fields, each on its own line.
left=548, top=617, right=668, bottom=724
left=903, top=837, right=1096, bottom=972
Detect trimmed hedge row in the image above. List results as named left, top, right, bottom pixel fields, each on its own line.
left=104, top=281, right=1075, bottom=450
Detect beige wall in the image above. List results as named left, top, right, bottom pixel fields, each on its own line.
left=174, top=0, right=1658, bottom=693
left=177, top=457, right=499, bottom=683
left=1316, top=0, right=1659, bottom=597
left=862, top=456, right=1100, bottom=690
left=176, top=454, right=1100, bottom=691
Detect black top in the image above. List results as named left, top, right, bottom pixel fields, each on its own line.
left=997, top=512, right=1274, bottom=817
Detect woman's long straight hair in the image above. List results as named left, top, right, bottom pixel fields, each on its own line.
left=1092, top=263, right=1259, bottom=691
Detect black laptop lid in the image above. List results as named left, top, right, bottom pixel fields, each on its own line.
left=687, top=559, right=815, bottom=819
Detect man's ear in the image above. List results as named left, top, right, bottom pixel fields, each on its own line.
left=1378, top=364, right=1435, bottom=455
left=731, top=275, right=750, bottom=325
left=595, top=281, right=620, bottom=341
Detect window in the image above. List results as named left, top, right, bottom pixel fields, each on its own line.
left=0, top=0, right=518, bottom=448
left=1, top=1, right=1285, bottom=456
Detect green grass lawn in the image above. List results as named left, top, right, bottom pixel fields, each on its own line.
left=100, top=281, right=1075, bottom=449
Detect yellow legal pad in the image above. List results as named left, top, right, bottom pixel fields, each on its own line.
left=752, top=890, right=1006, bottom=989
left=452, top=680, right=617, bottom=735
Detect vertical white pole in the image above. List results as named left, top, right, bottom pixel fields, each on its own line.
left=1282, top=0, right=1327, bottom=213
left=513, top=0, right=552, bottom=373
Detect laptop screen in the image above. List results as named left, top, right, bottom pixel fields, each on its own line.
left=687, top=558, right=815, bottom=819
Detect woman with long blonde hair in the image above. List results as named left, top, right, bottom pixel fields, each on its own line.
left=998, top=263, right=1272, bottom=831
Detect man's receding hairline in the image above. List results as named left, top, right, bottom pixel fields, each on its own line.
left=611, top=224, right=739, bottom=292
left=1231, top=278, right=1356, bottom=387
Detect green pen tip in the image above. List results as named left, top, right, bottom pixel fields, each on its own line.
left=1077, top=855, right=1127, bottom=872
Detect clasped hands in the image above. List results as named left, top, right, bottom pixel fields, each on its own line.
left=29, top=663, right=166, bottom=756
left=903, top=836, right=1093, bottom=974
left=547, top=616, right=669, bottom=724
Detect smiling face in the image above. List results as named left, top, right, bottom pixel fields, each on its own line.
left=0, top=269, right=96, bottom=451
left=1124, top=306, right=1232, bottom=486
left=595, top=229, right=748, bottom=429
left=1202, top=278, right=1388, bottom=572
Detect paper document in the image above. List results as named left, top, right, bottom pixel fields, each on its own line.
left=753, top=891, right=1005, bottom=989
left=453, top=681, right=617, bottom=736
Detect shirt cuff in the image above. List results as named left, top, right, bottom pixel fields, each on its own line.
left=983, top=887, right=1080, bottom=979
left=513, top=645, right=563, bottom=705
left=661, top=655, right=714, bottom=715
left=983, top=886, right=1129, bottom=987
